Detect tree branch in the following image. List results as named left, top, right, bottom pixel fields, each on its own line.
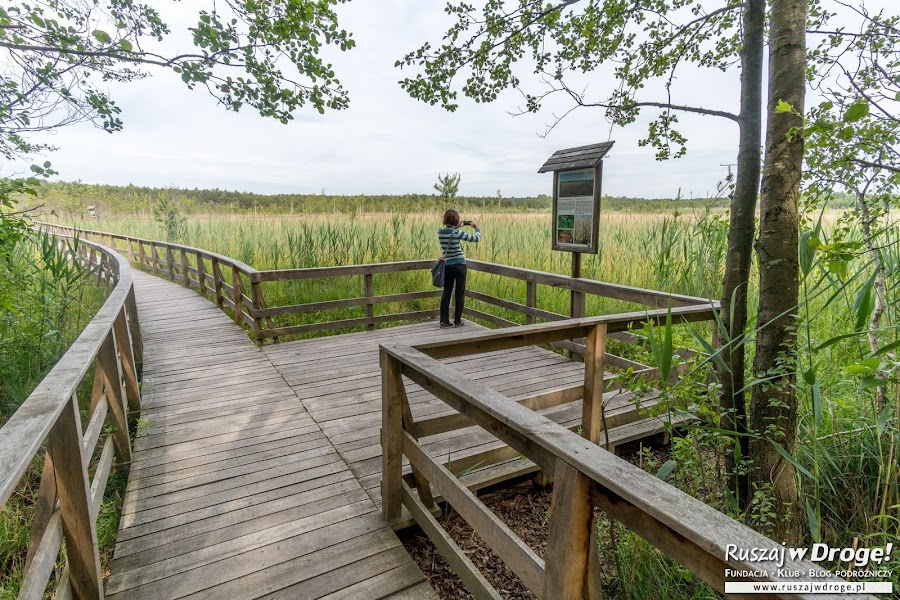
left=585, top=99, right=740, bottom=122
left=852, top=158, right=900, bottom=173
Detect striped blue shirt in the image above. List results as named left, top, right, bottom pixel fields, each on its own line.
left=438, top=227, right=481, bottom=265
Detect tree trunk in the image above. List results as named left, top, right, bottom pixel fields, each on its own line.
left=749, top=0, right=806, bottom=544
left=719, top=0, right=765, bottom=511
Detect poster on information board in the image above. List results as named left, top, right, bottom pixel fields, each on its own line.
left=552, top=165, right=601, bottom=253
left=554, top=168, right=599, bottom=251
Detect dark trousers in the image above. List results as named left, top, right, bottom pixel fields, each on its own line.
left=440, top=262, right=467, bottom=325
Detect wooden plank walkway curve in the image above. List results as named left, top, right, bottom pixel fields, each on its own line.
left=108, top=271, right=437, bottom=600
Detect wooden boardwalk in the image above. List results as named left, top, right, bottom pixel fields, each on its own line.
left=107, top=271, right=437, bottom=600
left=262, top=325, right=674, bottom=509
left=108, top=270, right=675, bottom=599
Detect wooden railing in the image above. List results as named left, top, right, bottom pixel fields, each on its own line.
left=0, top=234, right=142, bottom=600
left=37, top=225, right=712, bottom=355
left=380, top=310, right=870, bottom=600
left=38, top=223, right=264, bottom=336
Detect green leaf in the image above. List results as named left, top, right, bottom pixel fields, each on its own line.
left=846, top=364, right=873, bottom=376
left=870, top=338, right=900, bottom=358
left=877, top=403, right=892, bottom=435
left=805, top=500, right=820, bottom=542
left=853, top=280, right=874, bottom=332
left=770, top=441, right=813, bottom=479
left=860, top=376, right=889, bottom=390
left=860, top=357, right=880, bottom=370
left=818, top=100, right=833, bottom=111
left=92, top=30, right=111, bottom=44
left=119, top=39, right=133, bottom=52
left=775, top=99, right=794, bottom=113
left=799, top=230, right=816, bottom=278
left=827, top=259, right=848, bottom=279
left=843, top=101, right=869, bottom=123
left=656, top=460, right=677, bottom=481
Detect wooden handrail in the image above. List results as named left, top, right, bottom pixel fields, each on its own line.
left=36, top=223, right=718, bottom=348
left=1, top=232, right=142, bottom=599
left=467, top=259, right=710, bottom=307
left=379, top=331, right=871, bottom=599
left=414, top=303, right=719, bottom=359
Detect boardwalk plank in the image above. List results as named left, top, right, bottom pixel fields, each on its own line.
left=109, top=271, right=433, bottom=599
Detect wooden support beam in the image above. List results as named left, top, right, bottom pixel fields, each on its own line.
left=47, top=396, right=103, bottom=600
left=233, top=268, right=244, bottom=327
left=381, top=353, right=404, bottom=521
left=543, top=460, right=593, bottom=600
left=526, top=280, right=537, bottom=325
left=125, top=287, right=142, bottom=372
left=24, top=453, right=57, bottom=573
left=97, top=331, right=132, bottom=464
left=180, top=248, right=191, bottom=290
left=136, top=240, right=145, bottom=272
left=399, top=386, right=435, bottom=509
left=403, top=430, right=546, bottom=593
left=212, top=259, right=225, bottom=308
left=582, top=324, right=607, bottom=445
left=196, top=255, right=208, bottom=298
left=114, top=310, right=141, bottom=414
left=401, top=483, right=500, bottom=600
left=365, top=273, right=375, bottom=331
left=166, top=246, right=176, bottom=281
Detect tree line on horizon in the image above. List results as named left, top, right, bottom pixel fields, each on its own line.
left=27, top=181, right=790, bottom=218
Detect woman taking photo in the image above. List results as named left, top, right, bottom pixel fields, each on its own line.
left=438, top=209, right=481, bottom=328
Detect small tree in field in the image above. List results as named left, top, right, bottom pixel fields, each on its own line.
left=434, top=173, right=461, bottom=202
left=153, top=198, right=187, bottom=242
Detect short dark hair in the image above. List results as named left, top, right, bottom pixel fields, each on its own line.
left=443, top=209, right=460, bottom=227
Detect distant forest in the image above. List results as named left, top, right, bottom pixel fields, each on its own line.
left=28, top=181, right=855, bottom=218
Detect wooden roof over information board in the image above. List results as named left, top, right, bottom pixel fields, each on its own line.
left=538, top=141, right=615, bottom=173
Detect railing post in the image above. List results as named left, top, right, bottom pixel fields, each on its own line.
left=136, top=240, right=145, bottom=272
left=166, top=246, right=176, bottom=281
left=582, top=324, right=607, bottom=444
left=233, top=268, right=244, bottom=327
left=543, top=460, right=595, bottom=600
left=47, top=395, right=104, bottom=600
left=196, top=254, right=208, bottom=298
left=97, top=331, right=132, bottom=464
left=381, top=352, right=404, bottom=521
left=251, top=280, right=273, bottom=345
left=212, top=259, right=225, bottom=308
left=364, top=273, right=375, bottom=331
left=114, top=309, right=141, bottom=414
left=180, top=248, right=190, bottom=289
left=150, top=243, right=161, bottom=275
left=125, top=286, right=143, bottom=372
left=526, top=280, right=537, bottom=325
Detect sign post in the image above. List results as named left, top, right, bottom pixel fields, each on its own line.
left=539, top=141, right=614, bottom=355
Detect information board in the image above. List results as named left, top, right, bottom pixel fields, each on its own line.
left=552, top=166, right=601, bottom=253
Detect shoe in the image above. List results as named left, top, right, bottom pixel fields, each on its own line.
left=454, top=322, right=464, bottom=327
left=440, top=322, right=453, bottom=329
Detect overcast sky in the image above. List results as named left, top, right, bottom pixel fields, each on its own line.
left=10, top=0, right=891, bottom=199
